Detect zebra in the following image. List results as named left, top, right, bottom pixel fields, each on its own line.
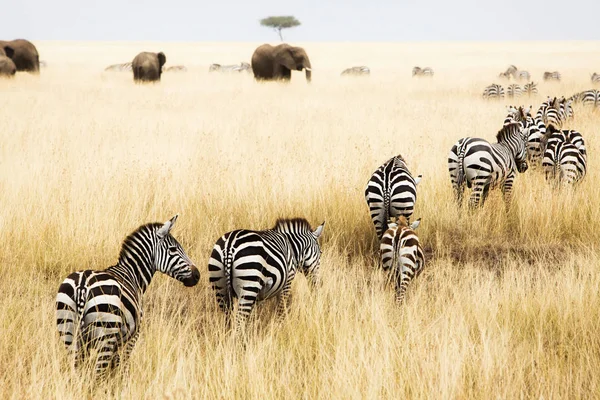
left=55, top=216, right=199, bottom=377
left=412, top=66, right=434, bottom=77
left=516, top=70, right=531, bottom=81
left=498, top=71, right=512, bottom=80
left=365, top=155, right=422, bottom=241
left=163, top=65, right=187, bottom=72
left=379, top=216, right=425, bottom=304
left=499, top=65, right=518, bottom=79
left=507, top=84, right=523, bottom=98
left=104, top=62, right=132, bottom=72
left=208, top=218, right=324, bottom=333
left=542, top=126, right=587, bottom=185
left=571, top=89, right=600, bottom=107
left=524, top=114, right=548, bottom=168
left=341, top=66, right=370, bottom=76
left=209, top=62, right=251, bottom=73
left=523, top=81, right=538, bottom=96
left=592, top=73, right=600, bottom=84
left=537, top=97, right=567, bottom=128
left=448, top=123, right=528, bottom=208
left=482, top=84, right=505, bottom=99
left=543, top=71, right=561, bottom=81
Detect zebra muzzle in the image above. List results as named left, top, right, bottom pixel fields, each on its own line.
left=182, top=266, right=200, bottom=287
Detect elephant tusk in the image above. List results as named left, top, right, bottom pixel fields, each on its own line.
left=304, top=67, right=312, bottom=72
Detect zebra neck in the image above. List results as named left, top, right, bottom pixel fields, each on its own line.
left=110, top=252, right=156, bottom=293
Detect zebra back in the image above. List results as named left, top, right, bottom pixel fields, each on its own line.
left=507, top=84, right=522, bottom=98
left=482, top=84, right=504, bottom=99
left=523, top=81, right=538, bottom=96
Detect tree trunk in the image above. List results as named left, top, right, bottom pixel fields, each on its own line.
left=277, top=28, right=283, bottom=41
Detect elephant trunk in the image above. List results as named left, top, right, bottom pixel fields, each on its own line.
left=304, top=64, right=312, bottom=82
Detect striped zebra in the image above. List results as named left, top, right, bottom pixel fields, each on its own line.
left=208, top=218, right=324, bottom=333
left=507, top=84, right=523, bottom=98
left=379, top=216, right=425, bottom=304
left=498, top=71, right=512, bottom=80
left=55, top=216, right=199, bottom=377
left=516, top=70, right=531, bottom=81
left=523, top=81, right=538, bottom=96
left=524, top=114, right=548, bottom=167
left=571, top=89, right=600, bottom=107
left=365, top=155, right=422, bottom=241
left=412, top=66, right=434, bottom=77
left=482, top=84, right=505, bottom=99
left=592, top=73, right=600, bottom=83
left=542, top=126, right=587, bottom=185
left=537, top=97, right=567, bottom=128
left=448, top=123, right=528, bottom=208
left=543, top=71, right=561, bottom=81
left=341, top=66, right=370, bottom=76
left=104, top=62, right=132, bottom=72
left=209, top=62, right=251, bottom=73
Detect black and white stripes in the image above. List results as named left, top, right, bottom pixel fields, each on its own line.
left=209, top=62, right=252, bottom=73
left=483, top=84, right=505, bottom=99
left=542, top=125, right=587, bottom=185
left=55, top=216, right=199, bottom=377
left=341, top=66, right=370, bottom=76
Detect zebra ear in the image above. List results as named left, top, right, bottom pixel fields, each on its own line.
left=313, top=221, right=325, bottom=238
left=157, top=215, right=178, bottom=238
left=414, top=175, right=422, bottom=185
left=410, top=218, right=421, bottom=230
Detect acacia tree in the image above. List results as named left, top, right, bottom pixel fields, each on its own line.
left=259, top=16, right=301, bottom=41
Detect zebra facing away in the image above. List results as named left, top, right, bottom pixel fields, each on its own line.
left=379, top=216, right=425, bottom=304
left=571, top=89, right=600, bottom=107
left=543, top=71, right=561, bottom=81
left=482, top=84, right=504, bottom=99
left=542, top=125, right=587, bottom=185
left=507, top=84, right=522, bottom=98
left=209, top=62, right=251, bottom=73
left=365, top=155, right=422, bottom=241
left=448, top=123, right=529, bottom=208
left=208, top=218, right=324, bottom=333
left=523, top=82, right=538, bottom=96
left=55, top=216, right=200, bottom=377
left=341, top=66, right=370, bottom=76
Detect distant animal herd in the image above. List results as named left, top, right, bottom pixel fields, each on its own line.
left=2, top=37, right=597, bottom=379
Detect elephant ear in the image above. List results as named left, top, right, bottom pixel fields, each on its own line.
left=276, top=48, right=297, bottom=71
left=157, top=52, right=166, bottom=67
left=3, top=46, right=14, bottom=59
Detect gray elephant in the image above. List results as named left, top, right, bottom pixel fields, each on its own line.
left=251, top=44, right=311, bottom=82
left=0, top=49, right=16, bottom=77
left=0, top=39, right=40, bottom=73
left=132, top=52, right=166, bottom=82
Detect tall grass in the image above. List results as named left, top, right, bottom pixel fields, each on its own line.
left=1, top=42, right=599, bottom=399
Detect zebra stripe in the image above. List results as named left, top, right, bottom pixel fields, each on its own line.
left=208, top=218, right=324, bottom=333
left=412, top=66, right=434, bottom=77
left=341, top=66, right=370, bottom=76
left=523, top=82, right=538, bottom=96
left=379, top=216, right=425, bottom=304
left=209, top=62, right=251, bottom=73
left=524, top=114, right=547, bottom=167
left=503, top=105, right=531, bottom=128
left=448, top=123, right=529, bottom=208
left=592, top=73, right=600, bottom=83
left=572, top=89, right=600, bottom=107
left=365, top=155, right=422, bottom=241
left=55, top=216, right=199, bottom=376
left=482, top=84, right=505, bottom=99
left=105, top=63, right=132, bottom=72
left=537, top=97, right=567, bottom=128
left=542, top=126, right=587, bottom=185
left=507, top=84, right=523, bottom=98
left=543, top=71, right=561, bottom=81
left=516, top=70, right=531, bottom=81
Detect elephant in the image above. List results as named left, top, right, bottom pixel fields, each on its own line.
left=0, top=54, right=16, bottom=77
left=132, top=52, right=166, bottom=82
left=251, top=44, right=311, bottom=82
left=0, top=39, right=40, bottom=73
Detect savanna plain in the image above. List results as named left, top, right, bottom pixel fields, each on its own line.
left=1, top=42, right=600, bottom=399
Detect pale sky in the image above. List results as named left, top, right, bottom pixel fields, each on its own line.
left=3, top=0, right=599, bottom=42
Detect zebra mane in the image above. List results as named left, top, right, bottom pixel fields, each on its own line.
left=496, top=123, right=522, bottom=143
left=273, top=218, right=312, bottom=232
left=118, top=223, right=162, bottom=261
left=387, top=215, right=409, bottom=228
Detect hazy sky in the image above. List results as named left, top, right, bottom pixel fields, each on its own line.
left=3, top=0, right=599, bottom=42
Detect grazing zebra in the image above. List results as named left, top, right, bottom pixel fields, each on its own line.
left=379, top=216, right=425, bottom=304
left=448, top=123, right=528, bottom=208
left=209, top=62, right=251, bottom=73
left=543, top=71, right=561, bottom=81
left=365, top=155, right=422, bottom=241
left=522, top=81, right=538, bottom=96
left=412, top=66, right=434, bottom=77
left=341, top=66, right=370, bottom=76
left=55, top=216, right=200, bottom=377
left=482, top=84, right=505, bottom=99
left=104, top=62, right=132, bottom=72
left=516, top=70, right=531, bottom=81
left=592, top=73, right=600, bottom=83
left=163, top=65, right=187, bottom=72
left=542, top=126, right=587, bottom=185
left=507, top=84, right=523, bottom=98
left=208, top=218, right=324, bottom=333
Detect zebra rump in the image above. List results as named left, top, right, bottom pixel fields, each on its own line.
left=365, top=155, right=422, bottom=240
left=482, top=84, right=505, bottom=99
left=542, top=126, right=587, bottom=185
left=379, top=216, right=425, bottom=304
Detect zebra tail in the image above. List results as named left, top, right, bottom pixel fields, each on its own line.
left=456, top=145, right=467, bottom=188
left=224, top=248, right=234, bottom=307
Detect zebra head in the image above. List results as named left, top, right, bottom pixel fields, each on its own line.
left=300, top=222, right=325, bottom=285
left=154, top=215, right=200, bottom=287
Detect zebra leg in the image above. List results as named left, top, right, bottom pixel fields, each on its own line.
left=113, top=331, right=139, bottom=377
left=395, top=269, right=414, bottom=305
left=469, top=178, right=491, bottom=209
left=235, top=291, right=259, bottom=336
left=275, top=281, right=293, bottom=322
left=501, top=173, right=516, bottom=208
left=216, top=293, right=233, bottom=330
left=93, top=334, right=120, bottom=379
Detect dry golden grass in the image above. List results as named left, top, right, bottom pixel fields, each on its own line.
left=1, top=41, right=600, bottom=399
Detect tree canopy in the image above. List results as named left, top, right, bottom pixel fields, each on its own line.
left=259, top=16, right=301, bottom=41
